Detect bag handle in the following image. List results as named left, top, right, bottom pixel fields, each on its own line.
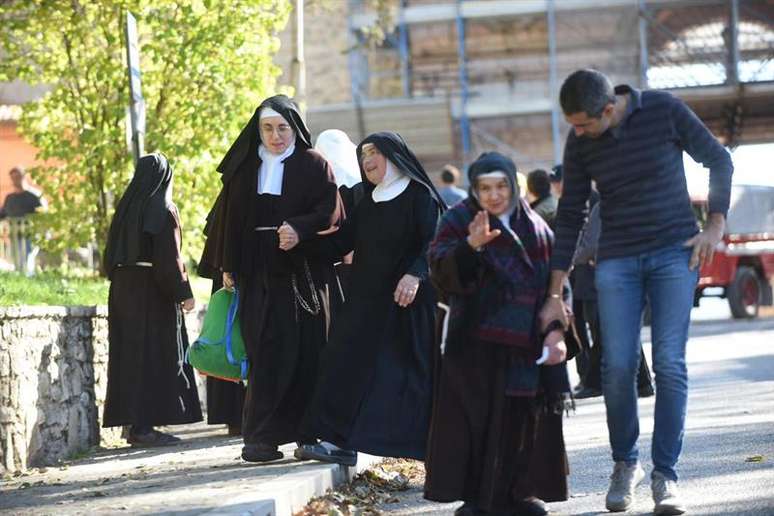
left=224, top=283, right=249, bottom=380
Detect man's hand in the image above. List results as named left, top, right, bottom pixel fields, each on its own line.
left=467, top=211, right=501, bottom=249
left=278, top=222, right=300, bottom=251
left=182, top=298, right=196, bottom=312
left=542, top=329, right=567, bottom=365
left=684, top=213, right=725, bottom=270
left=394, top=274, right=420, bottom=307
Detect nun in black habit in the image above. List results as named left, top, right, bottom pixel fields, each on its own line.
left=298, top=132, right=445, bottom=463
left=103, top=153, right=202, bottom=446
left=198, top=95, right=341, bottom=462
left=424, top=152, right=570, bottom=516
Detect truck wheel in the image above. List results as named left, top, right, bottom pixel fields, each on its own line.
left=728, top=266, right=762, bottom=319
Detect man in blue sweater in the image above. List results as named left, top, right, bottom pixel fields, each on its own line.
left=540, top=70, right=732, bottom=515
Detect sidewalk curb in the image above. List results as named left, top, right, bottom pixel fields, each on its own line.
left=203, top=451, right=382, bottom=516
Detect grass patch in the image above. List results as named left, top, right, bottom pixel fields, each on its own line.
left=0, top=270, right=213, bottom=307
left=0, top=271, right=109, bottom=306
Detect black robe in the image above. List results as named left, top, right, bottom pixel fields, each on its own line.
left=201, top=143, right=339, bottom=446
left=103, top=211, right=202, bottom=427
left=302, top=181, right=438, bottom=460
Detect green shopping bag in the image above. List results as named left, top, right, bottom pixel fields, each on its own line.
left=187, top=287, right=248, bottom=382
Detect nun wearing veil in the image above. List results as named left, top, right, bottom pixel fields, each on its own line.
left=298, top=132, right=445, bottom=463
left=103, top=153, right=202, bottom=447
left=423, top=152, right=571, bottom=516
left=198, top=95, right=341, bottom=463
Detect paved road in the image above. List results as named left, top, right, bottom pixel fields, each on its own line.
left=380, top=299, right=774, bottom=515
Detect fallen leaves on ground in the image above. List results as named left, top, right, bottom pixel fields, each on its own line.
left=294, top=459, right=425, bottom=516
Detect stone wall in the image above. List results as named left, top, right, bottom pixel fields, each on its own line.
left=0, top=306, right=204, bottom=474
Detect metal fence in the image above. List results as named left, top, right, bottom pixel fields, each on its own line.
left=0, top=218, right=37, bottom=275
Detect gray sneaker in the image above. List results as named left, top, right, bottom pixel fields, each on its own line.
left=606, top=461, right=645, bottom=512
left=652, top=471, right=686, bottom=515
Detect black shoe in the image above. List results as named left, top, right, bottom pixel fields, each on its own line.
left=574, top=386, right=603, bottom=399
left=127, top=429, right=181, bottom=448
left=513, top=497, right=548, bottom=516
left=638, top=384, right=655, bottom=398
left=454, top=502, right=482, bottom=516
left=241, top=443, right=283, bottom=462
left=294, top=443, right=357, bottom=467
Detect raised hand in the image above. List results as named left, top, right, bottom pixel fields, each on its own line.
left=467, top=210, right=501, bottom=250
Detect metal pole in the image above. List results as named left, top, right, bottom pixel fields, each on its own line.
left=124, top=12, right=145, bottom=165
left=290, top=0, right=307, bottom=116
left=728, top=0, right=740, bottom=85
left=398, top=0, right=411, bottom=98
left=347, top=0, right=367, bottom=141
left=455, top=0, right=471, bottom=165
left=638, top=0, right=649, bottom=88
left=547, top=0, right=561, bottom=166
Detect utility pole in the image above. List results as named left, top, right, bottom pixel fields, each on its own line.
left=290, top=0, right=307, bottom=117
left=125, top=11, right=145, bottom=165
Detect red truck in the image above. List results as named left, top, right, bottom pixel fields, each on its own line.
left=692, top=184, right=774, bottom=318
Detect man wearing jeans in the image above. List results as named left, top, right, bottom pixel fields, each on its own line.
left=540, top=69, right=732, bottom=515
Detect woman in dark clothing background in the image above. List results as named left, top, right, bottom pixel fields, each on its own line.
left=199, top=95, right=341, bottom=463
left=299, top=132, right=445, bottom=463
left=103, top=153, right=202, bottom=447
left=424, top=152, right=570, bottom=516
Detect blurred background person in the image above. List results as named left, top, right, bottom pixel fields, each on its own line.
left=0, top=166, right=46, bottom=275
left=438, top=164, right=467, bottom=207
left=527, top=168, right=558, bottom=228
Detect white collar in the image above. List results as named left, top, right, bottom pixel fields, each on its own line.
left=372, top=160, right=411, bottom=202
left=257, top=144, right=295, bottom=195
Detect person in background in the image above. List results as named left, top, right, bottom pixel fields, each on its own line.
left=438, top=164, right=467, bottom=207
left=526, top=168, right=558, bottom=228
left=572, top=196, right=654, bottom=400
left=550, top=164, right=564, bottom=199
left=103, top=153, right=202, bottom=446
left=0, top=166, right=47, bottom=275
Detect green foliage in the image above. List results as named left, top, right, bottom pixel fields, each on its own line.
left=0, top=271, right=109, bottom=306
left=0, top=0, right=291, bottom=270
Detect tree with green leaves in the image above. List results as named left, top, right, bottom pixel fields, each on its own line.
left=0, top=0, right=291, bottom=270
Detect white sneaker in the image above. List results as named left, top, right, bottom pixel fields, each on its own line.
left=652, top=471, right=686, bottom=515
left=606, top=461, right=645, bottom=512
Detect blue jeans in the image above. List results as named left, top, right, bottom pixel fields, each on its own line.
left=595, top=243, right=698, bottom=481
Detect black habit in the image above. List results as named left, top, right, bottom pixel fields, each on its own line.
left=103, top=154, right=202, bottom=428
left=199, top=96, right=340, bottom=447
left=301, top=132, right=444, bottom=460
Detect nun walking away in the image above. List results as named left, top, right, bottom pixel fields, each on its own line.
left=103, top=153, right=202, bottom=446
left=424, top=152, right=570, bottom=516
left=198, top=95, right=342, bottom=463
left=298, top=132, right=445, bottom=464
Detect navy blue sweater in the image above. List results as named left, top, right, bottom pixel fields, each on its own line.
left=551, top=85, right=733, bottom=271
